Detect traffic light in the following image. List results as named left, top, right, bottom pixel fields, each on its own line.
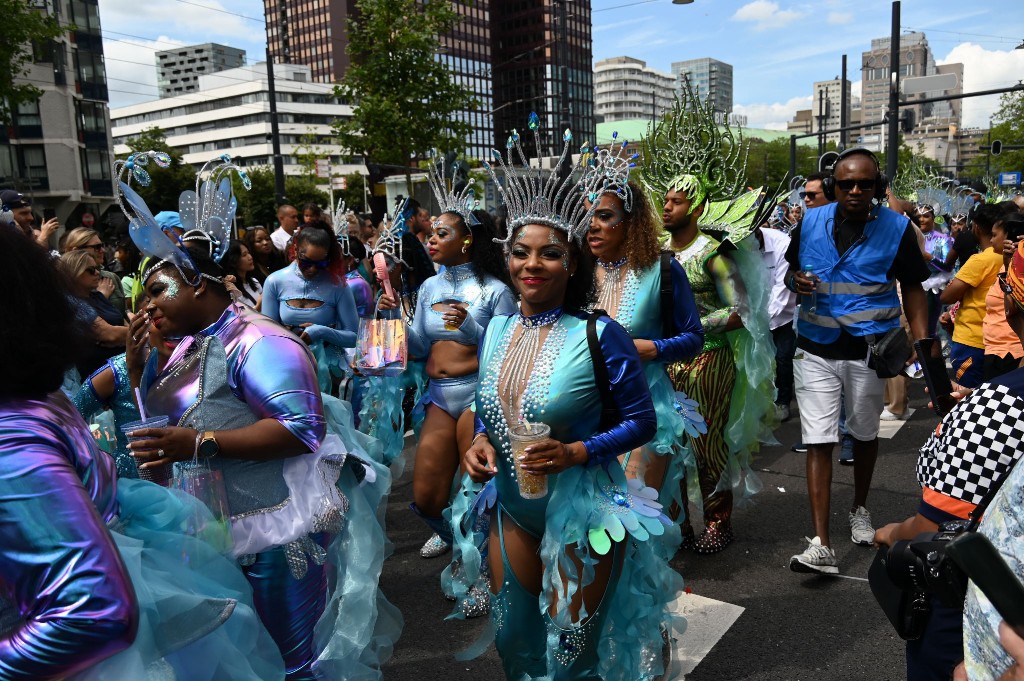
left=992, top=140, right=1003, bottom=156
left=900, top=109, right=915, bottom=134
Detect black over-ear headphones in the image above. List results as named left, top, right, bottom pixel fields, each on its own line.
left=821, top=147, right=889, bottom=201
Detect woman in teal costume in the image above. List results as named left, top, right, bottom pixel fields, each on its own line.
left=449, top=120, right=684, bottom=680
left=585, top=169, right=704, bottom=517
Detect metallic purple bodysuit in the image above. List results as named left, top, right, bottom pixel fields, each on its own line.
left=0, top=392, right=137, bottom=680
left=141, top=303, right=330, bottom=680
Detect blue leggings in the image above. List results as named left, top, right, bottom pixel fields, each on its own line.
left=491, top=510, right=622, bottom=680
left=426, top=373, right=478, bottom=418
left=242, top=536, right=330, bottom=681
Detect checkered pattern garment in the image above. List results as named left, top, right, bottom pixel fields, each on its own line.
left=917, top=383, right=1024, bottom=507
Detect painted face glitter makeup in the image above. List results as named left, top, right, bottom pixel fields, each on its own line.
left=153, top=272, right=181, bottom=300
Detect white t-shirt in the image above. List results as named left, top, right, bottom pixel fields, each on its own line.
left=271, top=226, right=292, bottom=253
left=760, top=227, right=798, bottom=330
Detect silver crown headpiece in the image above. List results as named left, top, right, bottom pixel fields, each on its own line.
left=178, top=154, right=250, bottom=263
left=427, top=152, right=480, bottom=226
left=482, top=112, right=606, bottom=244
left=332, top=198, right=356, bottom=255
left=116, top=151, right=249, bottom=286
left=371, top=198, right=409, bottom=268
left=582, top=130, right=639, bottom=213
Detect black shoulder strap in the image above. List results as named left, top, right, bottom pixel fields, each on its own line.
left=587, top=310, right=618, bottom=431
left=660, top=250, right=674, bottom=339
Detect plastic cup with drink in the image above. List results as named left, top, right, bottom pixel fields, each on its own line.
left=508, top=422, right=552, bottom=500
left=122, top=415, right=172, bottom=485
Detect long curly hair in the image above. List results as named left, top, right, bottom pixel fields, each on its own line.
left=619, top=182, right=661, bottom=272
left=0, top=230, right=87, bottom=399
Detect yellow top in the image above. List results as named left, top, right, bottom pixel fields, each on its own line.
left=953, top=247, right=1004, bottom=349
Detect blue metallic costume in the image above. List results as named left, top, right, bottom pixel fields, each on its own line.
left=593, top=257, right=704, bottom=523
left=263, top=262, right=360, bottom=391
left=0, top=391, right=284, bottom=680
left=448, top=310, right=683, bottom=680
left=141, top=303, right=399, bottom=680
left=409, top=262, right=518, bottom=418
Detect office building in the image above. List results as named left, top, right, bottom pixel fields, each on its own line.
left=1, top=0, right=114, bottom=229
left=111, top=63, right=360, bottom=178
left=263, top=0, right=498, bottom=159
left=860, top=32, right=962, bottom=152
left=811, top=78, right=852, bottom=145
left=594, top=56, right=675, bottom=123
left=156, top=43, right=247, bottom=98
left=491, top=1, right=595, bottom=158
left=671, top=58, right=733, bottom=115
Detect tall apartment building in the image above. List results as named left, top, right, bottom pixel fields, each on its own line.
left=491, top=0, right=595, bottom=158
left=671, top=58, right=733, bottom=115
left=811, top=78, right=852, bottom=145
left=263, top=0, right=498, bottom=159
left=1, top=0, right=114, bottom=229
left=262, top=0, right=594, bottom=161
left=860, top=32, right=962, bottom=152
left=156, top=43, right=247, bottom=98
left=594, top=56, right=674, bottom=123
left=111, top=63, right=360, bottom=179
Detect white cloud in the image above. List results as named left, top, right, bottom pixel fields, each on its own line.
left=612, top=27, right=671, bottom=51
left=826, top=11, right=853, bottom=25
left=731, top=1, right=804, bottom=32
left=937, top=43, right=1024, bottom=128
left=733, top=94, right=813, bottom=130
left=593, top=16, right=651, bottom=33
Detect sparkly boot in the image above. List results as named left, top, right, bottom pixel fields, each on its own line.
left=693, top=519, right=734, bottom=554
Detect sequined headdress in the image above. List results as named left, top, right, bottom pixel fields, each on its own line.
left=427, top=152, right=480, bottom=226
left=582, top=131, right=639, bottom=212
left=637, top=79, right=747, bottom=213
left=482, top=112, right=606, bottom=244
left=332, top=198, right=355, bottom=255
left=370, top=198, right=409, bottom=268
left=116, top=151, right=250, bottom=285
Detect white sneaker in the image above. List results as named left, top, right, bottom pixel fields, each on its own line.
left=849, top=506, right=875, bottom=546
left=880, top=408, right=907, bottom=421
left=789, top=536, right=838, bottom=575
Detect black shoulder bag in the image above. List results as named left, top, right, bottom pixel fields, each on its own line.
left=587, top=310, right=619, bottom=431
left=660, top=250, right=675, bottom=340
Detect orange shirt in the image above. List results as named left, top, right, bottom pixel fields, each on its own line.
left=983, top=266, right=1024, bottom=359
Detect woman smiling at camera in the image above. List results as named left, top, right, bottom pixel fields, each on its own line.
left=446, top=124, right=682, bottom=681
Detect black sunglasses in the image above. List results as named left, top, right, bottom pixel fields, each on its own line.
left=298, top=257, right=330, bottom=270
left=83, top=266, right=99, bottom=275
left=835, top=179, right=877, bottom=192
left=77, top=242, right=104, bottom=252
left=799, top=191, right=818, bottom=200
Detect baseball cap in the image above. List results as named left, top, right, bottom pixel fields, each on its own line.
left=0, top=190, right=30, bottom=209
left=154, top=211, right=183, bottom=230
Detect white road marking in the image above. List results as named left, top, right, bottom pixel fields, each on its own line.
left=670, top=593, right=745, bottom=676
left=877, top=408, right=916, bottom=439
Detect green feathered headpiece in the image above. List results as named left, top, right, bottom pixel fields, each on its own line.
left=637, top=78, right=748, bottom=214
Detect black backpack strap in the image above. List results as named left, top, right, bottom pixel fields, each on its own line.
left=660, top=250, right=674, bottom=339
left=587, top=310, right=618, bottom=431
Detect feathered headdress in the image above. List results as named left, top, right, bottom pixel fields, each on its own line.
left=582, top=130, right=639, bottom=213
left=116, top=151, right=249, bottom=285
left=427, top=152, right=480, bottom=226
left=482, top=112, right=606, bottom=244
left=637, top=79, right=748, bottom=213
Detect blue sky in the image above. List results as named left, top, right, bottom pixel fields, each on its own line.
left=101, top=0, right=1024, bottom=129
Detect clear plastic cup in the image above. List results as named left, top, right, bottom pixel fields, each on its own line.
left=508, top=422, right=552, bottom=500
left=121, top=415, right=172, bottom=486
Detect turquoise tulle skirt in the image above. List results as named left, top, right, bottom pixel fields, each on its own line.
left=315, top=394, right=404, bottom=680
left=71, top=479, right=286, bottom=680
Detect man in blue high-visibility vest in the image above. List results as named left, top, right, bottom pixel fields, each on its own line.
left=783, top=148, right=929, bottom=575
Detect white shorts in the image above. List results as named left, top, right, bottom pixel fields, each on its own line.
left=794, top=349, right=885, bottom=444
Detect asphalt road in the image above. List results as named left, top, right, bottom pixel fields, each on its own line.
left=379, top=386, right=939, bottom=680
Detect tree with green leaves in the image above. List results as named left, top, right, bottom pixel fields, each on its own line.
left=1, top=0, right=62, bottom=123
left=333, top=0, right=479, bottom=189
left=119, top=127, right=198, bottom=212
left=232, top=167, right=328, bottom=228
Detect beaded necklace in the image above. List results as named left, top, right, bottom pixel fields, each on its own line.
left=595, top=257, right=640, bottom=333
